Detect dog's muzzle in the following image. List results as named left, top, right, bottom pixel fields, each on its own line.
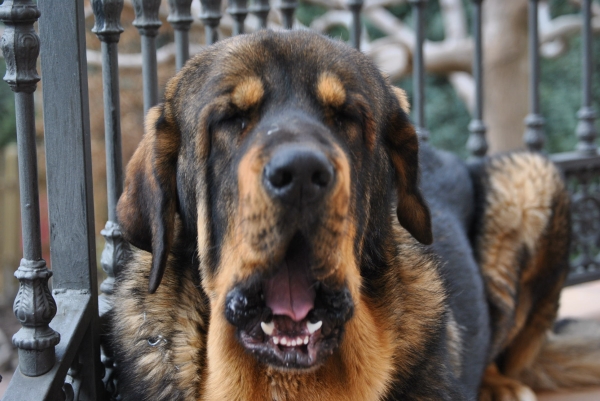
left=224, top=234, right=354, bottom=370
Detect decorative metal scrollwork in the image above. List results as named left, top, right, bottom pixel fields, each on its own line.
left=63, top=354, right=83, bottom=401
left=564, top=169, right=600, bottom=283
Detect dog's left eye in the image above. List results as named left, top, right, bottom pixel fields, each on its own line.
left=334, top=108, right=362, bottom=128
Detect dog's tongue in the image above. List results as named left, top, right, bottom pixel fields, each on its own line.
left=263, top=257, right=315, bottom=322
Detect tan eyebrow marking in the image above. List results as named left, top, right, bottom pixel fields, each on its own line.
left=317, top=72, right=346, bottom=108
left=231, top=76, right=264, bottom=110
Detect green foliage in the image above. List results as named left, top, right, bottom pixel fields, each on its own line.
left=295, top=2, right=328, bottom=27
left=541, top=35, right=600, bottom=154
left=396, top=76, right=470, bottom=158
left=0, top=62, right=17, bottom=148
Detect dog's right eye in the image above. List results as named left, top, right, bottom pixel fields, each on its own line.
left=214, top=114, right=249, bottom=135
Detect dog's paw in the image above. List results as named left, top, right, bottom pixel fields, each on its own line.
left=479, top=365, right=537, bottom=401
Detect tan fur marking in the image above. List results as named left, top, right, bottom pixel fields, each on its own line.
left=232, top=76, right=264, bottom=110
left=317, top=72, right=346, bottom=108
left=392, top=86, right=410, bottom=114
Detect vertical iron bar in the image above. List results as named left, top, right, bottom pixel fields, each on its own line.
left=279, top=0, right=297, bottom=30
left=92, top=5, right=126, bottom=398
left=0, top=0, right=60, bottom=377
left=347, top=0, right=363, bottom=50
left=409, top=0, right=429, bottom=141
left=524, top=0, right=545, bottom=152
left=133, top=0, right=162, bottom=114
left=168, top=0, right=194, bottom=71
left=92, top=0, right=126, bottom=301
left=467, top=0, right=488, bottom=158
left=199, top=0, right=223, bottom=45
left=228, top=0, right=249, bottom=36
left=250, top=0, right=270, bottom=29
left=38, top=0, right=102, bottom=396
left=575, top=0, right=597, bottom=154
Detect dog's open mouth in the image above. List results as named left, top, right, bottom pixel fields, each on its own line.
left=224, top=234, right=354, bottom=370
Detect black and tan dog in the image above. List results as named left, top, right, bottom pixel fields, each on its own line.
left=110, top=30, right=600, bottom=400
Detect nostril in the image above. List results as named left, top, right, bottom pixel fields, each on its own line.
left=312, top=169, right=332, bottom=188
left=269, top=169, right=294, bottom=189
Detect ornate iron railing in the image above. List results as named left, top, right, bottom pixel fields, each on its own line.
left=0, top=0, right=597, bottom=399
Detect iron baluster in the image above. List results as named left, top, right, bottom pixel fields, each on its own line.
left=199, top=0, right=222, bottom=45
left=228, top=0, right=249, bottom=36
left=467, top=0, right=488, bottom=159
left=250, top=0, right=270, bottom=29
left=279, top=0, right=297, bottom=30
left=524, top=0, right=545, bottom=152
left=168, top=0, right=194, bottom=71
left=92, top=1, right=126, bottom=398
left=347, top=0, right=363, bottom=50
left=0, top=0, right=60, bottom=377
left=575, top=0, right=597, bottom=154
left=409, top=0, right=429, bottom=141
left=92, top=0, right=126, bottom=300
left=133, top=0, right=162, bottom=114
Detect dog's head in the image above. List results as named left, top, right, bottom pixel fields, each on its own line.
left=117, top=30, right=431, bottom=371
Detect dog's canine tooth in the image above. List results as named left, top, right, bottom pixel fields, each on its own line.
left=261, top=321, right=275, bottom=336
left=307, top=321, right=322, bottom=334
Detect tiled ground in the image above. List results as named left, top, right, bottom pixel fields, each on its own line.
left=1, top=282, right=600, bottom=399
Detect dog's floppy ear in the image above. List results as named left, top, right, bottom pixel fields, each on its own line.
left=385, top=87, right=432, bottom=245
left=117, top=104, right=181, bottom=293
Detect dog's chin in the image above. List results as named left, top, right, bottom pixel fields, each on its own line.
left=237, top=313, right=343, bottom=370
left=224, top=234, right=354, bottom=370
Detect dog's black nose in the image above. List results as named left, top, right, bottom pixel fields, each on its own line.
left=263, top=145, right=334, bottom=205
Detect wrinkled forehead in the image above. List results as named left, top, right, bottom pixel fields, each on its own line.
left=210, top=32, right=382, bottom=102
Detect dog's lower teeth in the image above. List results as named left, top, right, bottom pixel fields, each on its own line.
left=261, top=321, right=275, bottom=336
left=307, top=321, right=322, bottom=334
left=273, top=337, right=280, bottom=345
left=304, top=336, right=309, bottom=345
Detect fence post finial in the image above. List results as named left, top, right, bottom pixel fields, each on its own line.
left=408, top=0, right=429, bottom=141
left=168, top=0, right=194, bottom=70
left=228, top=0, right=249, bottom=36
left=575, top=0, right=597, bottom=155
left=250, top=0, right=271, bottom=29
left=199, top=0, right=223, bottom=45
left=524, top=0, right=545, bottom=152
left=133, top=0, right=162, bottom=113
left=279, top=0, right=297, bottom=30
left=467, top=0, right=488, bottom=159
left=347, top=0, right=364, bottom=50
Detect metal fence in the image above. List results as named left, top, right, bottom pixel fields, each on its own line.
left=0, top=0, right=598, bottom=399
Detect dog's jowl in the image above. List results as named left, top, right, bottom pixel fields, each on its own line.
left=110, top=30, right=600, bottom=401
